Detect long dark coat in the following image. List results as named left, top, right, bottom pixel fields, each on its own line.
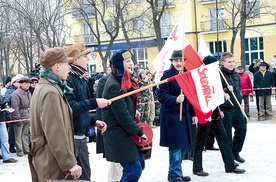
left=156, top=66, right=195, bottom=149
left=102, top=73, right=143, bottom=163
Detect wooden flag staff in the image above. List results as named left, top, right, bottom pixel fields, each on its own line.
left=219, top=69, right=249, bottom=121
left=109, top=79, right=168, bottom=102
left=179, top=49, right=185, bottom=121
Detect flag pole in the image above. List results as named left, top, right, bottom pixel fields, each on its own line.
left=179, top=49, right=185, bottom=121
left=219, top=69, right=249, bottom=120
left=109, top=79, right=168, bottom=102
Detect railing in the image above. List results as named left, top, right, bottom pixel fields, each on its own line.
left=198, top=0, right=228, bottom=5
left=74, top=34, right=95, bottom=44
left=200, top=19, right=229, bottom=32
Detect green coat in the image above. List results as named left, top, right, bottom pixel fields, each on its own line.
left=29, top=78, right=77, bottom=182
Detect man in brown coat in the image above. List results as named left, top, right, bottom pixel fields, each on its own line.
left=29, top=47, right=82, bottom=182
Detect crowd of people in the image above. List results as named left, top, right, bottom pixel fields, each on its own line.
left=0, top=43, right=275, bottom=182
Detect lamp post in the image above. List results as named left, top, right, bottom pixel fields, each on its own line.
left=216, top=0, right=219, bottom=58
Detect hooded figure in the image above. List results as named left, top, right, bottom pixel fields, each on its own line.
left=102, top=50, right=148, bottom=182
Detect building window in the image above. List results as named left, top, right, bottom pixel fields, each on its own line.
left=132, top=48, right=148, bottom=69
left=82, top=23, right=93, bottom=44
left=106, top=20, right=116, bottom=31
left=246, top=0, right=260, bottom=18
left=160, top=13, right=173, bottom=37
left=209, top=40, right=227, bottom=54
left=106, top=0, right=116, bottom=6
left=132, top=17, right=144, bottom=31
left=245, top=37, right=264, bottom=65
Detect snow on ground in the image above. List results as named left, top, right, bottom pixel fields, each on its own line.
left=1, top=118, right=276, bottom=182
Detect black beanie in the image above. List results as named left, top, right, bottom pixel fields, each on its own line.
left=203, top=55, right=218, bottom=65
left=5, top=76, right=12, bottom=85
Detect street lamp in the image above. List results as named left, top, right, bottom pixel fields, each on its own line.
left=216, top=0, right=219, bottom=58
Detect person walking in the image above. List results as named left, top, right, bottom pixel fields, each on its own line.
left=102, top=50, right=148, bottom=182
left=219, top=52, right=247, bottom=164
left=65, top=43, right=110, bottom=181
left=29, top=47, right=82, bottom=181
left=193, top=55, right=246, bottom=177
left=156, top=50, right=197, bottom=182
left=237, top=66, right=253, bottom=117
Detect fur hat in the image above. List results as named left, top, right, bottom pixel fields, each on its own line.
left=65, top=43, right=92, bottom=63
left=111, top=50, right=131, bottom=75
left=170, top=50, right=182, bottom=60
left=40, top=47, right=73, bottom=69
left=11, top=74, right=25, bottom=85
left=5, top=76, right=12, bottom=85
left=203, top=55, right=218, bottom=65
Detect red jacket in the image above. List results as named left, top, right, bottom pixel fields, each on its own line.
left=239, top=72, right=253, bottom=96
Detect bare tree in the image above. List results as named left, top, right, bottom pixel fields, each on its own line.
left=146, top=0, right=168, bottom=51
left=221, top=0, right=276, bottom=61
left=0, top=0, right=69, bottom=76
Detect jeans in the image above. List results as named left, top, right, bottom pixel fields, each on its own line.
left=0, top=123, right=11, bottom=160
left=120, top=153, right=145, bottom=182
left=169, top=148, right=186, bottom=181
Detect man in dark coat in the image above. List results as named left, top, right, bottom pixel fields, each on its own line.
left=65, top=43, right=110, bottom=181
left=219, top=52, right=247, bottom=164
left=254, top=62, right=275, bottom=120
left=102, top=50, right=148, bottom=182
left=156, top=50, right=197, bottom=182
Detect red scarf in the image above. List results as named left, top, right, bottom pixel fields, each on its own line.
left=120, top=71, right=139, bottom=100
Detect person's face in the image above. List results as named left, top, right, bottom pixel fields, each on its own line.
left=31, top=81, right=38, bottom=88
left=237, top=68, right=243, bottom=73
left=222, top=57, right=235, bottom=71
left=260, top=65, right=266, bottom=71
left=171, top=58, right=184, bottom=72
left=123, top=58, right=134, bottom=74
left=106, top=67, right=112, bottom=74
left=57, top=62, right=71, bottom=80
left=257, top=59, right=263, bottom=66
left=76, top=55, right=89, bottom=70
left=21, top=82, right=30, bottom=90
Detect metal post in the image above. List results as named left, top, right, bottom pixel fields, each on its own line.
left=216, top=0, right=219, bottom=58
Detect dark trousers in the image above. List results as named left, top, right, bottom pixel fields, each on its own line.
left=222, top=109, right=247, bottom=158
left=74, top=138, right=91, bottom=181
left=6, top=115, right=16, bottom=148
left=120, top=153, right=145, bottom=182
left=205, top=131, right=215, bottom=149
left=193, top=120, right=236, bottom=173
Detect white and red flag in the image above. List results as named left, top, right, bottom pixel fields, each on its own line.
left=152, top=13, right=203, bottom=82
left=173, top=62, right=224, bottom=123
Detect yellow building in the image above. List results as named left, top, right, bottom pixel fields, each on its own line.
left=65, top=0, right=276, bottom=73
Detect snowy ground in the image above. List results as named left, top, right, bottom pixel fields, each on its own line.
left=1, top=119, right=276, bottom=182
left=1, top=101, right=276, bottom=181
